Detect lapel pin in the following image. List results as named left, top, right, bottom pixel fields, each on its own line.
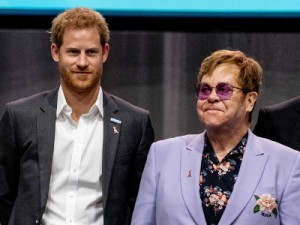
left=113, top=126, right=119, bottom=134
left=110, top=118, right=122, bottom=124
left=187, top=170, right=192, bottom=177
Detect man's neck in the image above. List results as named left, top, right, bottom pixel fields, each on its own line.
left=206, top=126, right=248, bottom=161
left=62, top=85, right=100, bottom=122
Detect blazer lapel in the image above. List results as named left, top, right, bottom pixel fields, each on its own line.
left=102, top=92, right=121, bottom=209
left=181, top=134, right=207, bottom=225
left=219, top=131, right=269, bottom=225
left=37, top=89, right=57, bottom=211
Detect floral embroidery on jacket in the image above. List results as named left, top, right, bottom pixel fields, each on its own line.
left=254, top=194, right=278, bottom=218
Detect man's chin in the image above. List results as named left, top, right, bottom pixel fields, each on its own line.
left=202, top=120, right=223, bottom=129
left=69, top=83, right=99, bottom=94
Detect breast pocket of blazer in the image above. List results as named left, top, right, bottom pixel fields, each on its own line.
left=253, top=187, right=277, bottom=209
left=253, top=187, right=279, bottom=225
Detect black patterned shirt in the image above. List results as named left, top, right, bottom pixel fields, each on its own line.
left=199, top=132, right=248, bottom=225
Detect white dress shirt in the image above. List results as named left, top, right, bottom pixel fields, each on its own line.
left=42, top=86, right=104, bottom=225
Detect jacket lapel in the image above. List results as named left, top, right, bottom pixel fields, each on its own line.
left=102, top=92, right=121, bottom=209
left=219, top=131, right=269, bottom=225
left=37, top=89, right=57, bottom=211
left=181, top=134, right=207, bottom=225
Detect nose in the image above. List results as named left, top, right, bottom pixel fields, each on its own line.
left=77, top=53, right=88, bottom=68
left=207, top=88, right=220, bottom=103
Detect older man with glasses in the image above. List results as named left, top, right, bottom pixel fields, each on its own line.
left=131, top=49, right=300, bottom=225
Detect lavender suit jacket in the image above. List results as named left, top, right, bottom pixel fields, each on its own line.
left=131, top=130, right=300, bottom=225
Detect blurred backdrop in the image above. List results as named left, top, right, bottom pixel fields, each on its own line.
left=1, top=5, right=300, bottom=140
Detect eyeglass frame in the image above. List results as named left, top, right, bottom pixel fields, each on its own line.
left=195, top=82, right=248, bottom=101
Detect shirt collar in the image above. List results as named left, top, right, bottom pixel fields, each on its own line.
left=56, top=85, right=104, bottom=118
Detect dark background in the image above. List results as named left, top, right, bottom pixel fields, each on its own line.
left=1, top=15, right=300, bottom=140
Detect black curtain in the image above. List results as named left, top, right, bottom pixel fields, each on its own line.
left=1, top=28, right=300, bottom=140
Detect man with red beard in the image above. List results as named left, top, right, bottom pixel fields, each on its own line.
left=0, top=7, right=154, bottom=225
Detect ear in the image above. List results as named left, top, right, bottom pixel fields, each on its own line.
left=102, top=43, right=110, bottom=63
left=246, top=92, right=258, bottom=112
left=51, top=43, right=60, bottom=62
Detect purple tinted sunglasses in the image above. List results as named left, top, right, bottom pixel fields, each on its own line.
left=195, top=82, right=246, bottom=101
